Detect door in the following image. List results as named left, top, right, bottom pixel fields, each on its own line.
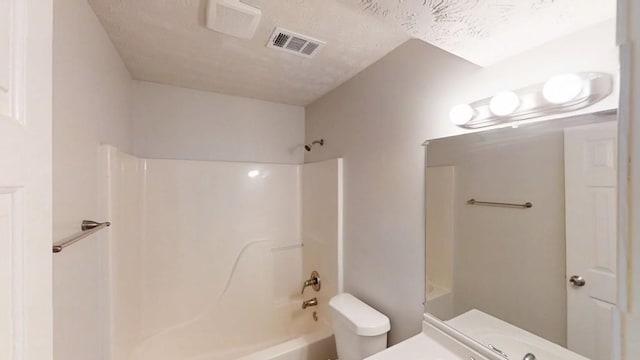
left=0, top=0, right=53, bottom=359
left=565, top=121, right=618, bottom=360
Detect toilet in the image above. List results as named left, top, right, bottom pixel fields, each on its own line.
left=329, top=293, right=391, bottom=360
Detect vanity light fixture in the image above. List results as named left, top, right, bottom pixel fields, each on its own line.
left=449, top=72, right=612, bottom=129
left=489, top=91, right=520, bottom=116
left=542, top=73, right=584, bottom=104
left=449, top=104, right=475, bottom=125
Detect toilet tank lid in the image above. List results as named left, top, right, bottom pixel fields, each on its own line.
left=329, top=293, right=390, bottom=336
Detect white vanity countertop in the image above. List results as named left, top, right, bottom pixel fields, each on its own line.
left=366, top=332, right=467, bottom=360
left=446, top=309, right=589, bottom=360
left=365, top=315, right=495, bottom=360
left=369, top=308, right=593, bottom=360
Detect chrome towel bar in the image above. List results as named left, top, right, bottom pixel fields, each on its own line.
left=52, top=220, right=111, bottom=253
left=467, top=198, right=533, bottom=209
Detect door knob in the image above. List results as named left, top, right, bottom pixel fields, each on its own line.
left=569, top=275, right=586, bottom=287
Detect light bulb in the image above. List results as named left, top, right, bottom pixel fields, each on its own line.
left=449, top=104, right=474, bottom=126
left=543, top=73, right=584, bottom=104
left=489, top=91, right=520, bottom=116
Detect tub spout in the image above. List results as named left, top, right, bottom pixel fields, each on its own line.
left=302, top=298, right=318, bottom=309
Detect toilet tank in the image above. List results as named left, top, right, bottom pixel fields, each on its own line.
left=329, top=293, right=391, bottom=360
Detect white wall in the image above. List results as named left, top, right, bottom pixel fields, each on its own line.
left=52, top=0, right=132, bottom=358
left=305, top=20, right=618, bottom=345
left=131, top=81, right=305, bottom=164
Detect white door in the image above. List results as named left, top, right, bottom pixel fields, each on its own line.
left=0, top=0, right=53, bottom=359
left=565, top=121, right=618, bottom=360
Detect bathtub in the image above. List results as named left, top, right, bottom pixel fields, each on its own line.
left=123, top=294, right=337, bottom=360
left=127, top=322, right=336, bottom=360
left=123, top=293, right=337, bottom=360
left=237, top=327, right=336, bottom=360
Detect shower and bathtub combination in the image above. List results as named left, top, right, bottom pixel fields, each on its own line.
left=100, top=145, right=343, bottom=360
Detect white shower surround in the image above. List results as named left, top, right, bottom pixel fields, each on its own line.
left=101, top=146, right=342, bottom=360
left=342, top=0, right=616, bottom=66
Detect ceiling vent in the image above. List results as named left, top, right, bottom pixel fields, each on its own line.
left=206, top=0, right=262, bottom=40
left=266, top=27, right=326, bottom=58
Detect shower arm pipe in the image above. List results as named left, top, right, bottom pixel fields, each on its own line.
left=305, top=139, right=324, bottom=151
left=52, top=220, right=111, bottom=253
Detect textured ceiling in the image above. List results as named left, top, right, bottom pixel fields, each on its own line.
left=340, top=0, right=616, bottom=66
left=88, top=0, right=410, bottom=106
left=89, top=0, right=615, bottom=106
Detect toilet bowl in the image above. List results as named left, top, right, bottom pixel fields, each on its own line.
left=329, top=293, right=391, bottom=360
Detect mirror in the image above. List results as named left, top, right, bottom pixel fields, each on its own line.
left=425, top=113, right=618, bottom=360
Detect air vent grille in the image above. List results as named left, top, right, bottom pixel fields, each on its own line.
left=267, top=27, right=325, bottom=58
left=273, top=33, right=290, bottom=47
left=301, top=42, right=320, bottom=56
left=286, top=37, right=307, bottom=52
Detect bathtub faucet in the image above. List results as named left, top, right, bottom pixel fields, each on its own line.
left=302, top=298, right=318, bottom=309
left=301, top=271, right=321, bottom=294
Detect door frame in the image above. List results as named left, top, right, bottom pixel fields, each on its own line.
left=616, top=1, right=640, bottom=359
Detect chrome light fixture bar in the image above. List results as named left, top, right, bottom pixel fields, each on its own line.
left=449, top=72, right=613, bottom=129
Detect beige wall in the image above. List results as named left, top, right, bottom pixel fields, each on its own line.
left=305, top=40, right=477, bottom=344
left=427, top=126, right=567, bottom=345
left=52, top=0, right=133, bottom=358
left=305, top=21, right=618, bottom=344
left=131, top=81, right=306, bottom=164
